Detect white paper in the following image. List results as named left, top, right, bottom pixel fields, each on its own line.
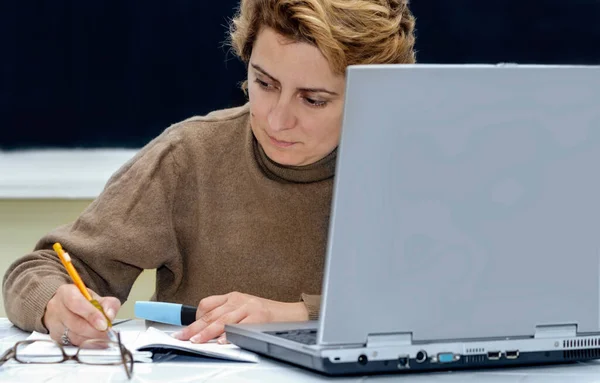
left=132, top=327, right=259, bottom=363
left=23, top=327, right=259, bottom=363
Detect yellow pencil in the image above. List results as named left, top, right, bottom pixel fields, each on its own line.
left=53, top=242, right=117, bottom=340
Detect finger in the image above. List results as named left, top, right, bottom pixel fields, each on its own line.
left=60, top=322, right=95, bottom=347
left=46, top=300, right=106, bottom=346
left=214, top=313, right=262, bottom=345
left=196, top=294, right=229, bottom=319
left=44, top=287, right=64, bottom=339
left=60, top=286, right=110, bottom=332
left=238, top=315, right=262, bottom=325
left=98, top=296, right=121, bottom=322
left=63, top=308, right=107, bottom=339
left=46, top=295, right=72, bottom=343
left=215, top=314, right=259, bottom=345
left=217, top=334, right=228, bottom=345
left=88, top=289, right=120, bottom=322
left=89, top=289, right=102, bottom=300
left=190, top=307, right=248, bottom=344
left=173, top=303, right=236, bottom=341
left=47, top=319, right=70, bottom=345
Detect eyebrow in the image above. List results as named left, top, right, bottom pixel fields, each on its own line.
left=251, top=63, right=339, bottom=96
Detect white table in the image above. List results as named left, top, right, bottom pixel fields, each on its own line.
left=3, top=318, right=600, bottom=382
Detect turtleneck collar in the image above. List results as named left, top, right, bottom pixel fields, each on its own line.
left=252, top=131, right=337, bottom=184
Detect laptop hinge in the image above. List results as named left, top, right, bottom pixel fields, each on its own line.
left=367, top=333, right=413, bottom=347
left=534, top=324, right=578, bottom=339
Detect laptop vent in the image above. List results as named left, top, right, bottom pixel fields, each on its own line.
left=465, top=348, right=484, bottom=354
left=464, top=355, right=486, bottom=363
left=563, top=338, right=600, bottom=348
left=563, top=348, right=600, bottom=360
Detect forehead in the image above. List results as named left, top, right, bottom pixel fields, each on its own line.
left=251, top=27, right=343, bottom=86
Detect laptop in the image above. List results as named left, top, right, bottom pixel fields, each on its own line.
left=225, top=64, right=600, bottom=375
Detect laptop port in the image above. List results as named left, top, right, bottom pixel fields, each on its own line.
left=487, top=351, right=501, bottom=360
left=416, top=350, right=428, bottom=363
left=438, top=352, right=455, bottom=363
left=505, top=350, right=519, bottom=359
left=358, top=354, right=368, bottom=365
left=397, top=355, right=410, bottom=368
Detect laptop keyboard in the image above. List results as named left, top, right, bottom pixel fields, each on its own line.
left=265, top=329, right=318, bottom=345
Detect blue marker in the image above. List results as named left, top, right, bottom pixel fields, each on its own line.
left=134, top=301, right=197, bottom=326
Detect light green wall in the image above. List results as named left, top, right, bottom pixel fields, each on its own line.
left=0, top=199, right=156, bottom=320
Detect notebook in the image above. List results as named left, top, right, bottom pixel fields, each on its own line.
left=23, top=326, right=258, bottom=363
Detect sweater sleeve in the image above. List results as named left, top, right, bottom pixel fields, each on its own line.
left=301, top=293, right=321, bottom=320
left=2, top=130, right=183, bottom=333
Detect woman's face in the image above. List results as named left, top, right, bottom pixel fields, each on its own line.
left=248, top=27, right=346, bottom=166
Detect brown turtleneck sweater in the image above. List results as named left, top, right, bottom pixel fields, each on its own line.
left=2, top=104, right=335, bottom=333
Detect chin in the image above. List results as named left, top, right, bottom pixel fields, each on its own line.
left=264, top=147, right=302, bottom=166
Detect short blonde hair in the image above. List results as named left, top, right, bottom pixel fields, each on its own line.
left=229, top=0, right=416, bottom=77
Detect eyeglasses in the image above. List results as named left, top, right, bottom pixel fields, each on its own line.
left=0, top=331, right=134, bottom=379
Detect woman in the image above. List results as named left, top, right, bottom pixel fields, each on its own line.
left=2, top=0, right=416, bottom=346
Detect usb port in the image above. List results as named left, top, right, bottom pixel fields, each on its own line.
left=505, top=350, right=519, bottom=359
left=487, top=351, right=501, bottom=360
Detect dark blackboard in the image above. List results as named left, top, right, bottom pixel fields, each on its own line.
left=1, top=1, right=599, bottom=149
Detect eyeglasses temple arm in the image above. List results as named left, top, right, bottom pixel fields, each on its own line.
left=0, top=348, right=15, bottom=366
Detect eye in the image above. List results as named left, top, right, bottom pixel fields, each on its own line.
left=304, top=97, right=328, bottom=108
left=254, top=78, right=273, bottom=90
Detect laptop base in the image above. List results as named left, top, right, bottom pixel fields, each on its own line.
left=227, top=331, right=600, bottom=376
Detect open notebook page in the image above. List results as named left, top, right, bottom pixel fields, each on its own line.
left=133, top=327, right=259, bottom=363
left=22, top=327, right=258, bottom=363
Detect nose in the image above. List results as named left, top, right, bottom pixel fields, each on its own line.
left=267, top=100, right=296, bottom=132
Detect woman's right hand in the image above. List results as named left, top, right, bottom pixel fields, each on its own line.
left=43, top=284, right=121, bottom=346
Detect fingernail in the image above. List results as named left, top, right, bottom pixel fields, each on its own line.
left=171, top=331, right=183, bottom=339
left=106, top=308, right=115, bottom=321
left=217, top=337, right=227, bottom=345
left=94, top=318, right=108, bottom=331
left=190, top=335, right=201, bottom=343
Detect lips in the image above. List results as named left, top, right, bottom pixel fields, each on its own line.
left=268, top=134, right=296, bottom=148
